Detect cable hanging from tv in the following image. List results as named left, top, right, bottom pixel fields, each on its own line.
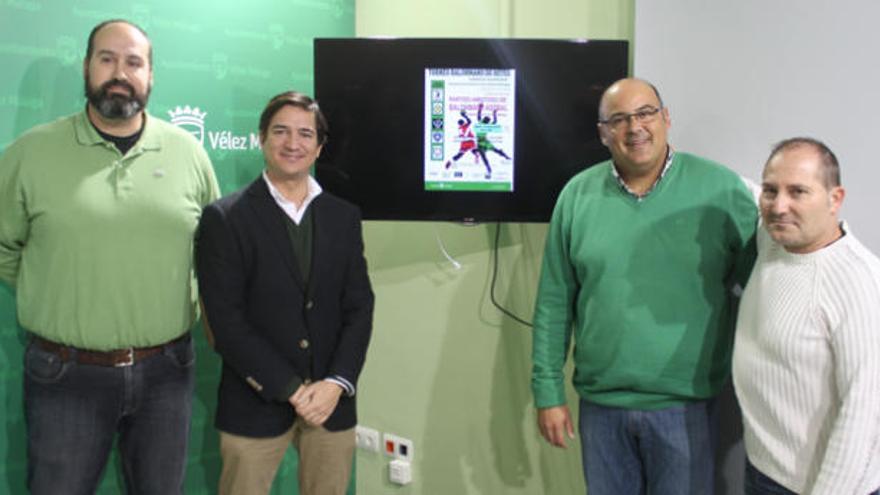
left=490, top=222, right=533, bottom=328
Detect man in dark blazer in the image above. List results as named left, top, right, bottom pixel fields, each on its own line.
left=195, top=91, right=374, bottom=495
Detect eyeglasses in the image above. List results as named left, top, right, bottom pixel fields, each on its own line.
left=598, top=106, right=662, bottom=131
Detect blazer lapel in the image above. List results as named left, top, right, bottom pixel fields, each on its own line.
left=245, top=178, right=306, bottom=292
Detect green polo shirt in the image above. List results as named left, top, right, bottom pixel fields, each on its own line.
left=0, top=110, right=219, bottom=350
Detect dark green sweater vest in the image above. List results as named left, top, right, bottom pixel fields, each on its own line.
left=284, top=207, right=313, bottom=285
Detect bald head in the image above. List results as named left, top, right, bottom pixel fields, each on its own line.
left=599, top=78, right=664, bottom=121
left=760, top=137, right=845, bottom=253
left=82, top=19, right=154, bottom=131
left=595, top=78, right=671, bottom=184
left=86, top=19, right=152, bottom=66
left=765, top=137, right=840, bottom=190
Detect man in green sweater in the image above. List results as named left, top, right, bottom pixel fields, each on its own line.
left=532, top=78, right=756, bottom=494
left=0, top=20, right=219, bottom=494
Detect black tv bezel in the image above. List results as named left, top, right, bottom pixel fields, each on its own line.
left=313, top=37, right=629, bottom=223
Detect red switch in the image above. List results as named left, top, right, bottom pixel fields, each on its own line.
left=385, top=440, right=395, bottom=454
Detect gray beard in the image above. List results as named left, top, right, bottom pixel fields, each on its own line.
left=84, top=72, right=149, bottom=121
left=92, top=94, right=144, bottom=120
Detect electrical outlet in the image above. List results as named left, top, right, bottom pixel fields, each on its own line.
left=382, top=432, right=414, bottom=460
left=396, top=436, right=414, bottom=461
left=389, top=459, right=412, bottom=485
left=382, top=432, right=397, bottom=457
left=355, top=425, right=380, bottom=453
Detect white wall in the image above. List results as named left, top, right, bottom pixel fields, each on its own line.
left=635, top=3, right=880, bottom=493
left=635, top=0, right=880, bottom=251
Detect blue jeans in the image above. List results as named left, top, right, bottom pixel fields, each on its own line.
left=578, top=399, right=717, bottom=495
left=24, top=335, right=195, bottom=495
left=745, top=460, right=879, bottom=495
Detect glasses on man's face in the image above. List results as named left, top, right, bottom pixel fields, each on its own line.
left=598, top=106, right=662, bottom=132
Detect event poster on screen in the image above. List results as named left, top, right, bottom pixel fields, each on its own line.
left=424, top=68, right=516, bottom=192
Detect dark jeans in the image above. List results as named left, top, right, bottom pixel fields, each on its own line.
left=24, top=335, right=195, bottom=495
left=578, top=399, right=717, bottom=495
left=745, top=460, right=880, bottom=495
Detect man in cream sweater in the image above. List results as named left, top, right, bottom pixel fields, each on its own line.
left=733, top=137, right=880, bottom=495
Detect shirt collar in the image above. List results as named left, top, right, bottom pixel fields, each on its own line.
left=74, top=108, right=162, bottom=153
left=611, top=145, right=675, bottom=200
left=262, top=171, right=323, bottom=225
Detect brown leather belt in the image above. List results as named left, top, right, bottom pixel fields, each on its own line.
left=32, top=334, right=188, bottom=367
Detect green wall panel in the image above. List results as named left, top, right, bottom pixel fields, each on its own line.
left=0, top=1, right=354, bottom=493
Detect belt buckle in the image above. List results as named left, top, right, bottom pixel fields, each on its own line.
left=115, top=348, right=135, bottom=367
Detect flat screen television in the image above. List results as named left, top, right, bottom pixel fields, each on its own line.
left=313, top=38, right=628, bottom=223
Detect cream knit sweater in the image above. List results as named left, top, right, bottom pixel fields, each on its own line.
left=733, top=224, right=880, bottom=494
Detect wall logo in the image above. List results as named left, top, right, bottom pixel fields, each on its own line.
left=212, top=53, right=229, bottom=81
left=269, top=24, right=285, bottom=50
left=169, top=105, right=262, bottom=152
left=56, top=36, right=78, bottom=66
left=168, top=105, right=207, bottom=144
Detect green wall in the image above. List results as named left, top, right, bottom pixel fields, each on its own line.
left=0, top=1, right=634, bottom=493
left=0, top=1, right=353, bottom=493
left=353, top=1, right=633, bottom=493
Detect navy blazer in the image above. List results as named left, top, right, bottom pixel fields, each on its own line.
left=195, top=177, right=374, bottom=436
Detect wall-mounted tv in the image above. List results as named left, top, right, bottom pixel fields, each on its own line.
left=313, top=38, right=628, bottom=223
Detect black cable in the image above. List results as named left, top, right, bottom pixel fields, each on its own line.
left=489, top=222, right=533, bottom=327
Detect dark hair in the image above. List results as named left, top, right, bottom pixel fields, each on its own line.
left=258, top=91, right=328, bottom=145
left=767, top=137, right=840, bottom=188
left=85, top=19, right=152, bottom=66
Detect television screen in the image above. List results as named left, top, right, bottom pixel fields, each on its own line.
left=313, top=38, right=628, bottom=223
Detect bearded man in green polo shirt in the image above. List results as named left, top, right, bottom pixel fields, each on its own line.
left=0, top=19, right=219, bottom=494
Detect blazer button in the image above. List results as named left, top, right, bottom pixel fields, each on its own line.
left=305, top=300, right=314, bottom=310
left=299, top=339, right=310, bottom=349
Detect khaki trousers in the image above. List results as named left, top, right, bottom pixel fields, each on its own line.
left=218, top=417, right=355, bottom=495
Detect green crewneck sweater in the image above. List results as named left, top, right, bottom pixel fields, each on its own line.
left=532, top=152, right=757, bottom=410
